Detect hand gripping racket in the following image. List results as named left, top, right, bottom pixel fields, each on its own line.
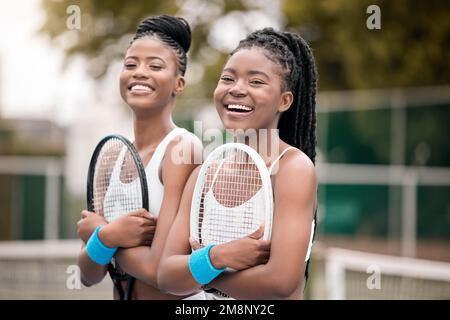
left=87, top=134, right=149, bottom=300
left=190, top=143, right=274, bottom=298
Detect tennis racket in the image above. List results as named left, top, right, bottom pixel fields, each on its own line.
left=190, top=143, right=274, bottom=298
left=86, top=134, right=149, bottom=300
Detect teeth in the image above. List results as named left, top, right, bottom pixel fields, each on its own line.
left=227, top=104, right=252, bottom=111
left=131, top=84, right=152, bottom=92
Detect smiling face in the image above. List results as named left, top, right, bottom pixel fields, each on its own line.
left=214, top=47, right=293, bottom=132
left=119, top=37, right=185, bottom=115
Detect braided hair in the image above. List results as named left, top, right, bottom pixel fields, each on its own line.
left=131, top=15, right=191, bottom=76
left=231, top=28, right=318, bottom=286
left=231, top=28, right=317, bottom=164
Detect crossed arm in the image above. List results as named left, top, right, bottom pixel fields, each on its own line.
left=157, top=149, right=317, bottom=299
left=113, top=136, right=201, bottom=287
left=76, top=135, right=202, bottom=288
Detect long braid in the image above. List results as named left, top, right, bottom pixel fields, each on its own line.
left=281, top=30, right=318, bottom=286
left=289, top=32, right=317, bottom=164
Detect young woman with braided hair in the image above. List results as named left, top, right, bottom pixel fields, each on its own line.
left=76, top=15, right=204, bottom=300
left=158, top=27, right=318, bottom=299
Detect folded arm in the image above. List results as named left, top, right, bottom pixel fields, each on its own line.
left=209, top=151, right=317, bottom=299
left=115, top=135, right=202, bottom=288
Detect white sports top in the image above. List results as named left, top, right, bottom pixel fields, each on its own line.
left=202, top=147, right=315, bottom=262
left=103, top=127, right=198, bottom=219
left=145, top=127, right=196, bottom=216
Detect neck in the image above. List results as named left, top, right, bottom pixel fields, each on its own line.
left=228, top=127, right=283, bottom=167
left=133, top=108, right=176, bottom=153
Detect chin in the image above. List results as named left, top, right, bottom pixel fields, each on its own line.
left=222, top=120, right=254, bottom=134
left=127, top=102, right=154, bottom=114
left=126, top=95, right=155, bottom=108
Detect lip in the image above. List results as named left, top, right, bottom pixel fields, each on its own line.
left=222, top=103, right=255, bottom=120
left=129, top=90, right=153, bottom=96
left=127, top=81, right=155, bottom=91
left=127, top=81, right=155, bottom=97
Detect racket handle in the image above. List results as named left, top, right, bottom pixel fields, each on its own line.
left=86, top=226, right=118, bottom=265
left=189, top=244, right=225, bottom=285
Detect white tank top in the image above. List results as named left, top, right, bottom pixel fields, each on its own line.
left=146, top=127, right=199, bottom=216
left=103, top=127, right=198, bottom=218
left=202, top=147, right=315, bottom=262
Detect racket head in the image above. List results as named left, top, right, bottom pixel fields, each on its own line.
left=86, top=134, right=149, bottom=222
left=190, top=143, right=273, bottom=246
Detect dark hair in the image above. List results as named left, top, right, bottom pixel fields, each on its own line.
left=132, top=15, right=191, bottom=76
left=231, top=28, right=318, bottom=285
left=231, top=27, right=317, bottom=164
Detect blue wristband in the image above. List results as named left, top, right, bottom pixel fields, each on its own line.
left=189, top=244, right=225, bottom=285
left=86, top=226, right=118, bottom=265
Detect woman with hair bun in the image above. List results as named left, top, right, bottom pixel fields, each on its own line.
left=76, top=15, right=204, bottom=300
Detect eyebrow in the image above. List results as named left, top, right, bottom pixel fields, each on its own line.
left=125, top=56, right=165, bottom=62
left=223, top=68, right=270, bottom=79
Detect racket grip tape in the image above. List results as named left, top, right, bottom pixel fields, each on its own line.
left=86, top=226, right=118, bottom=265
left=189, top=244, right=225, bottom=285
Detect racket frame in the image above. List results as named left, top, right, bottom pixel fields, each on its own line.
left=190, top=142, right=274, bottom=244
left=86, top=134, right=149, bottom=213
left=86, top=134, right=149, bottom=300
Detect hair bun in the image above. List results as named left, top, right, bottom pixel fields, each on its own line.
left=135, top=15, right=191, bottom=53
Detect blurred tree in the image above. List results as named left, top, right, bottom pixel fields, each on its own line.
left=40, top=0, right=180, bottom=78
left=283, top=0, right=450, bottom=90
left=39, top=0, right=257, bottom=114
left=40, top=0, right=450, bottom=94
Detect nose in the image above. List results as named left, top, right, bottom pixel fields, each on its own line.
left=132, top=63, right=149, bottom=79
left=229, top=81, right=247, bottom=97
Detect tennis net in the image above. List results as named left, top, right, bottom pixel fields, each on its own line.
left=0, top=240, right=112, bottom=299
left=324, top=248, right=450, bottom=299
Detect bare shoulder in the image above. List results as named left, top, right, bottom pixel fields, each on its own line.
left=167, top=131, right=203, bottom=155
left=163, top=134, right=203, bottom=170
left=273, top=148, right=317, bottom=208
left=164, top=131, right=203, bottom=167
left=271, top=148, right=317, bottom=225
left=168, top=130, right=203, bottom=146
left=277, top=148, right=316, bottom=185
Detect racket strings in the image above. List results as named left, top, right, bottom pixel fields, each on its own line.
left=198, top=148, right=264, bottom=244
left=93, top=138, right=144, bottom=223
left=92, top=145, right=120, bottom=214
left=120, top=151, right=139, bottom=183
